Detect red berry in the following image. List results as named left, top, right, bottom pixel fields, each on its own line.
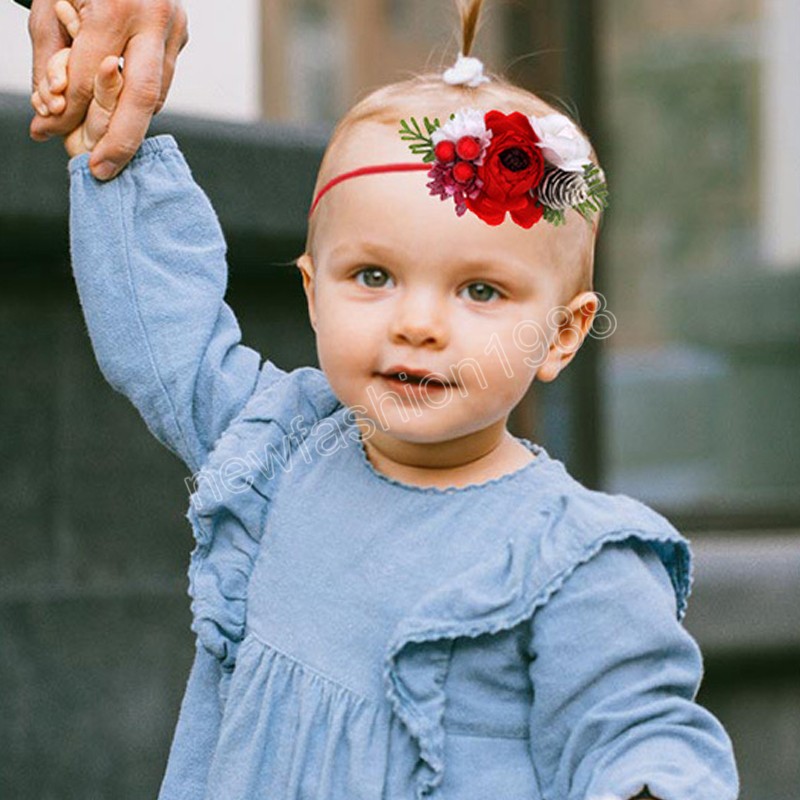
left=452, top=161, right=476, bottom=184
left=455, top=136, right=481, bottom=161
left=434, top=140, right=456, bottom=163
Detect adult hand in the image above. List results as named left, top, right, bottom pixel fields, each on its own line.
left=27, top=0, right=188, bottom=179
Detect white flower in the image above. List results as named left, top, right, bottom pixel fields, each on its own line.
left=431, top=107, right=493, bottom=159
left=442, top=52, right=491, bottom=88
left=529, top=112, right=592, bottom=172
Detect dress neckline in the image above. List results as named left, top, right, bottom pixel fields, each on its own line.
left=352, top=424, right=550, bottom=495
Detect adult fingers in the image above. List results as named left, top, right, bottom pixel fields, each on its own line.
left=28, top=0, right=70, bottom=138
left=153, top=4, right=188, bottom=115
left=88, top=33, right=163, bottom=180
left=64, top=56, right=122, bottom=157
left=54, top=7, right=127, bottom=134
left=54, top=0, right=80, bottom=39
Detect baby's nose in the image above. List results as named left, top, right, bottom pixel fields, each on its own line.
left=388, top=292, right=449, bottom=346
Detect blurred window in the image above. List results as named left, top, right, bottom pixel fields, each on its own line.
left=286, top=0, right=345, bottom=124
left=598, top=0, right=800, bottom=526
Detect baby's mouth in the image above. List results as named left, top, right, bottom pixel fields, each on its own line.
left=377, top=370, right=453, bottom=388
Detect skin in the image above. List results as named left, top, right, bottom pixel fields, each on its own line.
left=298, top=120, right=599, bottom=489
left=27, top=0, right=187, bottom=179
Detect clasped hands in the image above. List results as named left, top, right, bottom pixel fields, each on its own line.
left=27, top=0, right=187, bottom=177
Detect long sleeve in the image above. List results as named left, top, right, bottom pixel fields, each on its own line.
left=68, top=135, right=263, bottom=475
left=526, top=537, right=740, bottom=800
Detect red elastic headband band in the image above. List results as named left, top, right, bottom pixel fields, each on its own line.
left=308, top=162, right=431, bottom=219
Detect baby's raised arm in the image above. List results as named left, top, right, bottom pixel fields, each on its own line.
left=53, top=11, right=265, bottom=475
left=70, top=140, right=264, bottom=475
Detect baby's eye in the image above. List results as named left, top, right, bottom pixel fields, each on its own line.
left=354, top=267, right=393, bottom=289
left=461, top=282, right=501, bottom=303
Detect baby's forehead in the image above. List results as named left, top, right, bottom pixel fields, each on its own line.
left=312, top=115, right=593, bottom=301
left=329, top=119, right=414, bottom=173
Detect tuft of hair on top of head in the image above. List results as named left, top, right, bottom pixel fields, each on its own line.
left=458, top=0, right=484, bottom=58
left=297, top=0, right=604, bottom=301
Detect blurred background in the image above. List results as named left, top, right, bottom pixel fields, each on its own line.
left=1, top=0, right=798, bottom=797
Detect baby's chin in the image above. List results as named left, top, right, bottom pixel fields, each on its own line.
left=352, top=405, right=493, bottom=448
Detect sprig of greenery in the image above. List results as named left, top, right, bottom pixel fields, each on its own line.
left=398, top=116, right=442, bottom=163
left=575, top=163, right=610, bottom=222
left=541, top=205, right=567, bottom=226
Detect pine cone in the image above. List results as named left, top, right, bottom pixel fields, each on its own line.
left=537, top=167, right=589, bottom=210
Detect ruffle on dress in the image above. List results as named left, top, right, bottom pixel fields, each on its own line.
left=382, top=487, right=693, bottom=800
left=183, top=360, right=342, bottom=706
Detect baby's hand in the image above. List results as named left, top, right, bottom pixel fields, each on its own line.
left=31, top=1, right=124, bottom=159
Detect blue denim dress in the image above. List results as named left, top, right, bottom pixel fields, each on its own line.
left=68, top=136, right=739, bottom=800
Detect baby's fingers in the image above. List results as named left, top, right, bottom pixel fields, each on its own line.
left=36, top=46, right=71, bottom=115
left=31, top=89, right=49, bottom=118
left=82, top=56, right=124, bottom=151
left=63, top=124, right=85, bottom=158
left=46, top=47, right=70, bottom=96
left=94, top=56, right=124, bottom=113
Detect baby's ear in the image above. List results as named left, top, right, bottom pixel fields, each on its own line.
left=536, top=291, right=599, bottom=382
left=296, top=253, right=318, bottom=330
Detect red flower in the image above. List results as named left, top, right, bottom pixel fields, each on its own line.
left=466, top=111, right=545, bottom=228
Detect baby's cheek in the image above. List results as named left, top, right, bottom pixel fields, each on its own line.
left=313, top=326, right=357, bottom=392
left=475, top=349, right=536, bottom=414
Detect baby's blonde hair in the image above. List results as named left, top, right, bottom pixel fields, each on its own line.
left=298, top=0, right=604, bottom=301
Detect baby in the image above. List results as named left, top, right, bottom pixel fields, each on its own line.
left=41, top=1, right=740, bottom=799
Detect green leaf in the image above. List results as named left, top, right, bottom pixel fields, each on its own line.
left=399, top=116, right=437, bottom=160
left=423, top=116, right=441, bottom=135
left=541, top=205, right=566, bottom=226
left=578, top=162, right=610, bottom=215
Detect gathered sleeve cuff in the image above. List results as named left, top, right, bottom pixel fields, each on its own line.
left=526, top=537, right=740, bottom=800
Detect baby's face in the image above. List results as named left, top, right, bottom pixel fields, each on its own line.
left=299, top=121, right=596, bottom=446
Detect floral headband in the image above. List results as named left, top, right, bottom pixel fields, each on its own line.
left=308, top=54, right=609, bottom=229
